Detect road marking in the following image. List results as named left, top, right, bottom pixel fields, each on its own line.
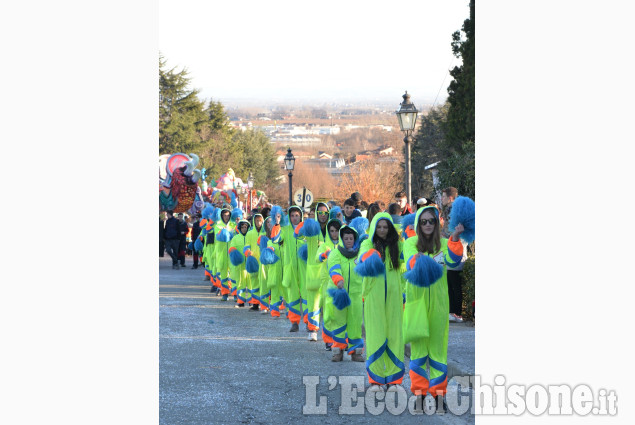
left=160, top=335, right=307, bottom=342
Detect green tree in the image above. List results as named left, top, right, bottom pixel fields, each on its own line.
left=411, top=104, right=448, bottom=198
left=444, top=0, right=474, bottom=156
left=437, top=0, right=475, bottom=200
left=159, top=55, right=208, bottom=154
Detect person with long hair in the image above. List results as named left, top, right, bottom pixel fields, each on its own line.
left=260, top=215, right=285, bottom=318
left=402, top=204, right=465, bottom=408
left=356, top=213, right=405, bottom=391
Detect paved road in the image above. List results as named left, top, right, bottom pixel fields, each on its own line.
left=160, top=256, right=475, bottom=424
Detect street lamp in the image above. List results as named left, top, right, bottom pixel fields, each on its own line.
left=396, top=91, right=418, bottom=207
left=284, top=147, right=295, bottom=207
left=247, top=171, right=254, bottom=213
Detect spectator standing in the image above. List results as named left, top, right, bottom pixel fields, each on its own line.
left=177, top=213, right=188, bottom=267
left=440, top=187, right=467, bottom=323
left=342, top=198, right=362, bottom=224
left=163, top=211, right=180, bottom=269
left=190, top=214, right=202, bottom=269
left=159, top=212, right=166, bottom=257
left=395, top=191, right=413, bottom=216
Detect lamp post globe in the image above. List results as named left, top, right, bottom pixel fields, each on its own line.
left=396, top=91, right=418, bottom=207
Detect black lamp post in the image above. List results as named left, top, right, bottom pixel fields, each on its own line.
left=284, top=148, right=295, bottom=207
left=396, top=91, right=419, bottom=207
left=247, top=171, right=254, bottom=213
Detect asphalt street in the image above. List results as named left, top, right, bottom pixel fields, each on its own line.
left=160, top=256, right=475, bottom=424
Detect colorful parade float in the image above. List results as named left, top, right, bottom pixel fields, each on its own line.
left=159, top=153, right=268, bottom=214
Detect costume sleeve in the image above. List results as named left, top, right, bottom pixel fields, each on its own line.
left=327, top=251, right=344, bottom=287
left=444, top=238, right=464, bottom=268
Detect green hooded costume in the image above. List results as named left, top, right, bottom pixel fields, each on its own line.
left=402, top=205, right=464, bottom=397
left=358, top=213, right=406, bottom=386
left=245, top=213, right=267, bottom=308
left=325, top=224, right=364, bottom=355
left=280, top=206, right=305, bottom=325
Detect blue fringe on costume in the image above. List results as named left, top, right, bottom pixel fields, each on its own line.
left=230, top=192, right=237, bottom=208
left=449, top=196, right=475, bottom=244
left=349, top=217, right=369, bottom=235
left=354, top=251, right=385, bottom=277
left=401, top=213, right=417, bottom=239
left=298, top=244, right=308, bottom=262
left=300, top=218, right=320, bottom=237
left=329, top=206, right=342, bottom=221
left=202, top=205, right=215, bottom=220
left=194, top=238, right=203, bottom=251
left=229, top=249, right=244, bottom=266
left=327, top=287, right=352, bottom=310
left=245, top=255, right=259, bottom=273
left=212, top=208, right=222, bottom=222
left=217, top=228, right=232, bottom=242
left=231, top=207, right=243, bottom=221
left=404, top=255, right=444, bottom=288
left=281, top=213, right=289, bottom=227
left=258, top=235, right=269, bottom=251
left=270, top=205, right=283, bottom=222
left=260, top=247, right=279, bottom=265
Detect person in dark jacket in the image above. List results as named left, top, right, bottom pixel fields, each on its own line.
left=159, top=212, right=166, bottom=257
left=163, top=211, right=181, bottom=269
left=177, top=213, right=188, bottom=267
left=190, top=214, right=202, bottom=269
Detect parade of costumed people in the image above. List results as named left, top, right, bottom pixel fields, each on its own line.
left=159, top=152, right=475, bottom=406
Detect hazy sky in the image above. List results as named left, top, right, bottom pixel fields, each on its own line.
left=159, top=0, right=469, bottom=105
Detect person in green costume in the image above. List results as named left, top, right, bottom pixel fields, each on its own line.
left=228, top=219, right=251, bottom=307
left=317, top=218, right=341, bottom=351
left=261, top=213, right=285, bottom=318
left=357, top=212, right=405, bottom=391
left=300, top=201, right=330, bottom=341
left=280, top=205, right=305, bottom=332
left=402, top=204, right=464, bottom=404
left=214, top=207, right=237, bottom=301
left=245, top=213, right=267, bottom=312
left=325, top=224, right=365, bottom=362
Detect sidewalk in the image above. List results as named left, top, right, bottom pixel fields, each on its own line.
left=160, top=256, right=475, bottom=424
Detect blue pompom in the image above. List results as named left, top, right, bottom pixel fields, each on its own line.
left=194, top=238, right=203, bottom=251
left=403, top=254, right=444, bottom=287
left=260, top=248, right=279, bottom=265
left=231, top=208, right=243, bottom=221
left=229, top=249, right=244, bottom=266
left=449, top=196, right=475, bottom=243
left=298, top=244, right=308, bottom=262
left=258, top=235, right=270, bottom=251
left=212, top=208, right=222, bottom=222
left=401, top=212, right=417, bottom=228
left=327, top=287, right=352, bottom=310
left=245, top=255, right=259, bottom=273
left=202, top=205, right=215, bottom=220
left=270, top=205, right=282, bottom=221
left=281, top=213, right=289, bottom=227
left=329, top=206, right=342, bottom=221
left=230, top=191, right=237, bottom=208
left=354, top=251, right=385, bottom=277
left=300, top=218, right=321, bottom=237
left=217, top=228, right=232, bottom=242
left=349, top=217, right=369, bottom=236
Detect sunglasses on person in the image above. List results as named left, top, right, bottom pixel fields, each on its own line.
left=317, top=211, right=329, bottom=216
left=419, top=218, right=437, bottom=226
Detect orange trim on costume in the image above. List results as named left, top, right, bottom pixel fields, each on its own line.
left=271, top=310, right=280, bottom=317
left=409, top=370, right=430, bottom=395
left=294, top=221, right=305, bottom=236
left=428, top=378, right=448, bottom=397
left=331, top=274, right=344, bottom=286
left=322, top=331, right=333, bottom=344
left=271, top=225, right=281, bottom=239
left=405, top=225, right=416, bottom=238
left=287, top=311, right=300, bottom=324
left=361, top=249, right=381, bottom=262
left=333, top=341, right=347, bottom=350
left=308, top=323, right=319, bottom=331
left=228, top=246, right=238, bottom=254
left=447, top=238, right=464, bottom=257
